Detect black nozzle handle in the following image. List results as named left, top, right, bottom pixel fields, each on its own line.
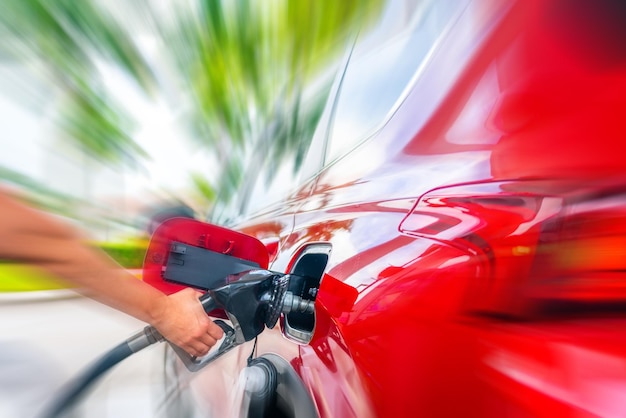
left=167, top=292, right=242, bottom=372
left=199, top=290, right=218, bottom=312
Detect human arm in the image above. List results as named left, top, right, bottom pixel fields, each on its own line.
left=0, top=189, right=223, bottom=356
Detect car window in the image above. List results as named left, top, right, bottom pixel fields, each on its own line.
left=238, top=72, right=340, bottom=218
left=326, top=0, right=469, bottom=164
left=241, top=157, right=299, bottom=217
left=228, top=0, right=469, bottom=222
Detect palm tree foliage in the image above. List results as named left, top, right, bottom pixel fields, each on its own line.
left=0, top=0, right=384, bottom=209
left=0, top=0, right=155, bottom=166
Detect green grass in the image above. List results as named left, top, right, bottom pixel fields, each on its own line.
left=97, top=240, right=148, bottom=269
left=0, top=264, right=70, bottom=292
left=0, top=239, right=147, bottom=292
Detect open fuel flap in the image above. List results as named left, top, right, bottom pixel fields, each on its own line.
left=143, top=218, right=270, bottom=294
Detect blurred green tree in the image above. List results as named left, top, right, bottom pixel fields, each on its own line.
left=0, top=0, right=154, bottom=166
left=167, top=0, right=383, bottom=207
left=0, top=0, right=384, bottom=213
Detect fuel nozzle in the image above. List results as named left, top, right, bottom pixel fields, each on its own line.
left=169, top=269, right=317, bottom=372
left=217, top=270, right=315, bottom=331
left=281, top=292, right=315, bottom=315
left=261, top=275, right=315, bottom=327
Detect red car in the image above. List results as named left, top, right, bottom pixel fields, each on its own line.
left=147, top=0, right=626, bottom=417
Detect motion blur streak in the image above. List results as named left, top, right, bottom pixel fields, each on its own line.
left=0, top=1, right=385, bottom=417
left=0, top=0, right=384, bottom=225
left=223, top=0, right=626, bottom=417
left=4, top=0, right=626, bottom=417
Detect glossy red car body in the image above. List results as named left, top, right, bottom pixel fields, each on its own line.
left=158, top=0, right=626, bottom=417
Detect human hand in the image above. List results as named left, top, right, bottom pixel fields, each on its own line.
left=151, top=288, right=224, bottom=357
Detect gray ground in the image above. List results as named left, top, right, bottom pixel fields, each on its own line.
left=0, top=291, right=168, bottom=418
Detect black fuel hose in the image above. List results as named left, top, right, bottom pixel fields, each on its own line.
left=42, top=293, right=216, bottom=418
left=42, top=326, right=162, bottom=418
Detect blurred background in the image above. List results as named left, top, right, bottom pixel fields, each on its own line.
left=4, top=1, right=626, bottom=417
left=0, top=1, right=386, bottom=416
left=0, top=0, right=385, bottom=288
